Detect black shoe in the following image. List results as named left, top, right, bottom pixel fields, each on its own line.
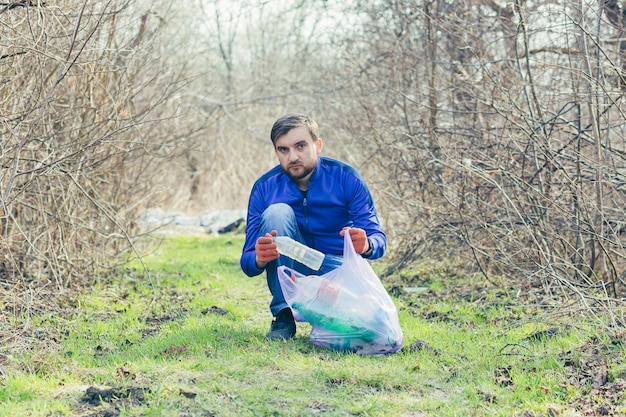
left=265, top=308, right=296, bottom=340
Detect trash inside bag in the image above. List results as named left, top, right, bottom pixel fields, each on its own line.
left=278, top=231, right=403, bottom=355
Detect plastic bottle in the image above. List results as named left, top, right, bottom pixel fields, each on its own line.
left=286, top=275, right=377, bottom=338
left=273, top=236, right=325, bottom=270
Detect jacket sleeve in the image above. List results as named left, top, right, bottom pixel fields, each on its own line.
left=240, top=185, right=266, bottom=277
left=365, top=232, right=386, bottom=260
left=347, top=175, right=387, bottom=260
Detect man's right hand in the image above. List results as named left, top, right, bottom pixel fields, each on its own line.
left=255, top=231, right=279, bottom=268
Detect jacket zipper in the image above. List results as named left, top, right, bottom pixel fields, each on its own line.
left=302, top=192, right=314, bottom=247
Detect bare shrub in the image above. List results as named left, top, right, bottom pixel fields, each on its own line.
left=0, top=1, right=188, bottom=291
left=327, top=0, right=626, bottom=311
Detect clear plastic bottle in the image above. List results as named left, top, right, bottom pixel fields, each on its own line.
left=274, top=236, right=325, bottom=270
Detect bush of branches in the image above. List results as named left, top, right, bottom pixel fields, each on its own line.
left=0, top=1, right=187, bottom=290
left=328, top=0, right=626, bottom=311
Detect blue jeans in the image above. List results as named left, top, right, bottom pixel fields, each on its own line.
left=260, top=203, right=343, bottom=316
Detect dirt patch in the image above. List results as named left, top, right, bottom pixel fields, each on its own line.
left=79, top=385, right=150, bottom=416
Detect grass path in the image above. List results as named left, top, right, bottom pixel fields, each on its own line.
left=0, top=234, right=623, bottom=416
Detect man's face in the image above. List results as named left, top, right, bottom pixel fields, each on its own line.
left=274, top=125, right=323, bottom=188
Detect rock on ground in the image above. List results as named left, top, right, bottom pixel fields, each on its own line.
left=138, top=208, right=247, bottom=235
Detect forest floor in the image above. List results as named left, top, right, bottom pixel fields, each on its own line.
left=0, top=227, right=625, bottom=416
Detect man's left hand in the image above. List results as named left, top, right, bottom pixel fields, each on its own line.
left=340, top=227, right=369, bottom=254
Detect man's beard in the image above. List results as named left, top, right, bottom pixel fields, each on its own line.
left=283, top=164, right=314, bottom=181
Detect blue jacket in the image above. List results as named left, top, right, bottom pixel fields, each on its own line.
left=240, top=156, right=386, bottom=277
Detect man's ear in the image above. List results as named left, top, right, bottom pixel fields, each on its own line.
left=315, top=138, right=323, bottom=154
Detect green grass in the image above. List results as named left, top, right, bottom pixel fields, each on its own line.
left=0, top=234, right=624, bottom=416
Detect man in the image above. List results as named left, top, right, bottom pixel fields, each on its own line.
left=240, top=113, right=386, bottom=340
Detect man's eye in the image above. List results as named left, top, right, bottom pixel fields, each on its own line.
left=297, top=143, right=306, bottom=149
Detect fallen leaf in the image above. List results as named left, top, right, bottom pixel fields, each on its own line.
left=548, top=407, right=561, bottom=417
left=478, top=389, right=497, bottom=403
left=524, top=327, right=559, bottom=342
left=116, top=366, right=136, bottom=380
left=407, top=339, right=440, bottom=355
left=496, top=375, right=513, bottom=386
left=180, top=389, right=197, bottom=399
left=161, top=344, right=188, bottom=356
left=202, top=306, right=228, bottom=315
left=539, top=385, right=551, bottom=394
left=593, top=364, right=608, bottom=388
left=547, top=406, right=560, bottom=416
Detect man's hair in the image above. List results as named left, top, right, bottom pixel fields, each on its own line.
left=270, top=113, right=319, bottom=144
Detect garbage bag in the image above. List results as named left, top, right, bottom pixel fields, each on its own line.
left=277, top=231, right=403, bottom=355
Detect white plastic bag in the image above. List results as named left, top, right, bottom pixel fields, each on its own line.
left=277, top=231, right=403, bottom=355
